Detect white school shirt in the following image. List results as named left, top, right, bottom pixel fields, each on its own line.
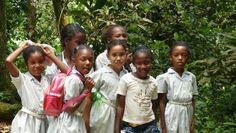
left=47, top=67, right=87, bottom=133
left=117, top=73, right=158, bottom=125
left=95, top=50, right=110, bottom=70
left=10, top=72, right=50, bottom=133
left=89, top=65, right=127, bottom=133
left=156, top=68, right=198, bottom=133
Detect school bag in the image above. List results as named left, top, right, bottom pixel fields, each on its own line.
left=43, top=69, right=91, bottom=117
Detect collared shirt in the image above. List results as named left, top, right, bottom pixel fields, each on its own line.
left=11, top=72, right=50, bottom=114
left=95, top=50, right=110, bottom=70
left=156, top=68, right=198, bottom=103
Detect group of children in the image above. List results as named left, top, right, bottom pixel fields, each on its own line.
left=6, top=23, right=198, bottom=133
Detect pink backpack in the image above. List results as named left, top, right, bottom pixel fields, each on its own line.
left=43, top=69, right=91, bottom=117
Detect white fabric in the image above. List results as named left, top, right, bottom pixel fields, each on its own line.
left=156, top=68, right=198, bottom=133
left=10, top=72, right=50, bottom=133
left=89, top=65, right=127, bottom=133
left=117, top=73, right=158, bottom=125
left=47, top=68, right=87, bottom=133
left=95, top=50, right=110, bottom=70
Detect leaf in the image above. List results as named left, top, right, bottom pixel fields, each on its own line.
left=142, top=18, right=153, bottom=23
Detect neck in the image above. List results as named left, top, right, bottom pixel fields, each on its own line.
left=133, top=72, right=149, bottom=79
left=173, top=67, right=184, bottom=77
left=109, top=64, right=122, bottom=75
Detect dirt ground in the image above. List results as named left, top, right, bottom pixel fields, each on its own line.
left=0, top=121, right=11, bottom=133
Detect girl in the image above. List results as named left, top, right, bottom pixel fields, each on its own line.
left=5, top=41, right=68, bottom=133
left=156, top=41, right=198, bottom=133
left=115, top=46, right=159, bottom=133
left=47, top=45, right=95, bottom=133
left=95, top=24, right=135, bottom=72
left=46, top=23, right=87, bottom=75
left=84, top=39, right=128, bottom=133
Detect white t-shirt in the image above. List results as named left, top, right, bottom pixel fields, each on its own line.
left=95, top=50, right=110, bottom=70
left=117, top=73, right=158, bottom=125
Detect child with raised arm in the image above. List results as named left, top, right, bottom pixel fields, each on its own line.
left=156, top=41, right=198, bottom=133
left=84, top=39, right=128, bottom=133
left=115, top=46, right=159, bottom=133
left=5, top=41, right=68, bottom=133
left=47, top=45, right=95, bottom=133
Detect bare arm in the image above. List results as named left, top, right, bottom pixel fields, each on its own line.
left=115, top=94, right=125, bottom=133
left=159, top=93, right=167, bottom=133
left=190, top=99, right=196, bottom=133
left=41, top=44, right=68, bottom=73
left=5, top=41, right=29, bottom=77
left=83, top=94, right=92, bottom=133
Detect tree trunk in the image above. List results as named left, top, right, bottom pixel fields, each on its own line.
left=52, top=0, right=68, bottom=35
left=0, top=0, right=11, bottom=92
left=27, top=0, right=37, bottom=41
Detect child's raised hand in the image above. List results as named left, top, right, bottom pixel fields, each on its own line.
left=41, top=44, right=55, bottom=56
left=84, top=77, right=95, bottom=91
left=19, top=40, right=34, bottom=49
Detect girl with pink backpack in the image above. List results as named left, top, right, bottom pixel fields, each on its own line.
left=47, top=44, right=95, bottom=133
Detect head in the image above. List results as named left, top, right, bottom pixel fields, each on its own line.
left=23, top=45, right=46, bottom=80
left=169, top=41, right=190, bottom=73
left=61, top=23, right=86, bottom=53
left=132, top=45, right=154, bottom=79
left=107, top=39, right=127, bottom=71
left=102, top=24, right=128, bottom=45
left=72, top=45, right=94, bottom=75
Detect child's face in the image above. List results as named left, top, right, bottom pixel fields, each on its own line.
left=133, top=52, right=152, bottom=79
left=170, top=46, right=189, bottom=71
left=65, top=32, right=86, bottom=53
left=73, top=49, right=94, bottom=75
left=110, top=27, right=128, bottom=42
left=108, top=45, right=127, bottom=69
left=27, top=52, right=45, bottom=78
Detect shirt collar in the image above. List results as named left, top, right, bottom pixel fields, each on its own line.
left=167, top=68, right=190, bottom=76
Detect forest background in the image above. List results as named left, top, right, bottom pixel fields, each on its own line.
left=0, top=0, right=235, bottom=132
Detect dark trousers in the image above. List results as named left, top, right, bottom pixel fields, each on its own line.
left=121, top=120, right=160, bottom=133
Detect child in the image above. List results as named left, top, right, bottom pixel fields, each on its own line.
left=45, top=23, right=87, bottom=75
left=156, top=41, right=198, bottom=133
left=115, top=46, right=159, bottom=133
left=84, top=39, right=128, bottom=133
left=46, top=44, right=95, bottom=133
left=95, top=24, right=134, bottom=71
left=5, top=41, right=68, bottom=133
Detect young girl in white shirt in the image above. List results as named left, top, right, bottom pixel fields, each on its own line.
left=5, top=41, right=68, bottom=133
left=47, top=44, right=95, bottom=133
left=84, top=39, right=128, bottom=133
left=115, top=46, right=159, bottom=133
left=156, top=41, right=198, bottom=133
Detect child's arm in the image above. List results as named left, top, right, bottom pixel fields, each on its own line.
left=5, top=41, right=29, bottom=77
left=114, top=94, right=125, bottom=133
left=159, top=93, right=167, bottom=133
left=151, top=99, right=158, bottom=120
left=41, top=44, right=68, bottom=73
left=83, top=94, right=92, bottom=133
left=190, top=99, right=196, bottom=133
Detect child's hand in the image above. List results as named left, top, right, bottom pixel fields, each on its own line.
left=41, top=44, right=55, bottom=56
left=19, top=40, right=34, bottom=49
left=84, top=77, right=95, bottom=91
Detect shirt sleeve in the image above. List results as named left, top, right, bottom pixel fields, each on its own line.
left=117, top=77, right=128, bottom=96
left=156, top=75, right=168, bottom=93
left=10, top=72, right=24, bottom=95
left=95, top=55, right=104, bottom=70
left=192, top=75, right=199, bottom=96
left=64, top=75, right=84, bottom=101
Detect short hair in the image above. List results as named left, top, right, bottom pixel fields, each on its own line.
left=101, top=24, right=127, bottom=44
left=60, top=23, right=86, bottom=47
left=169, top=41, right=190, bottom=55
left=132, top=45, right=154, bottom=62
left=72, top=44, right=94, bottom=58
left=22, top=45, right=45, bottom=64
left=107, top=39, right=127, bottom=54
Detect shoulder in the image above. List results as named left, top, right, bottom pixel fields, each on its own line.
left=121, top=73, right=132, bottom=80
left=96, top=51, right=107, bottom=60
